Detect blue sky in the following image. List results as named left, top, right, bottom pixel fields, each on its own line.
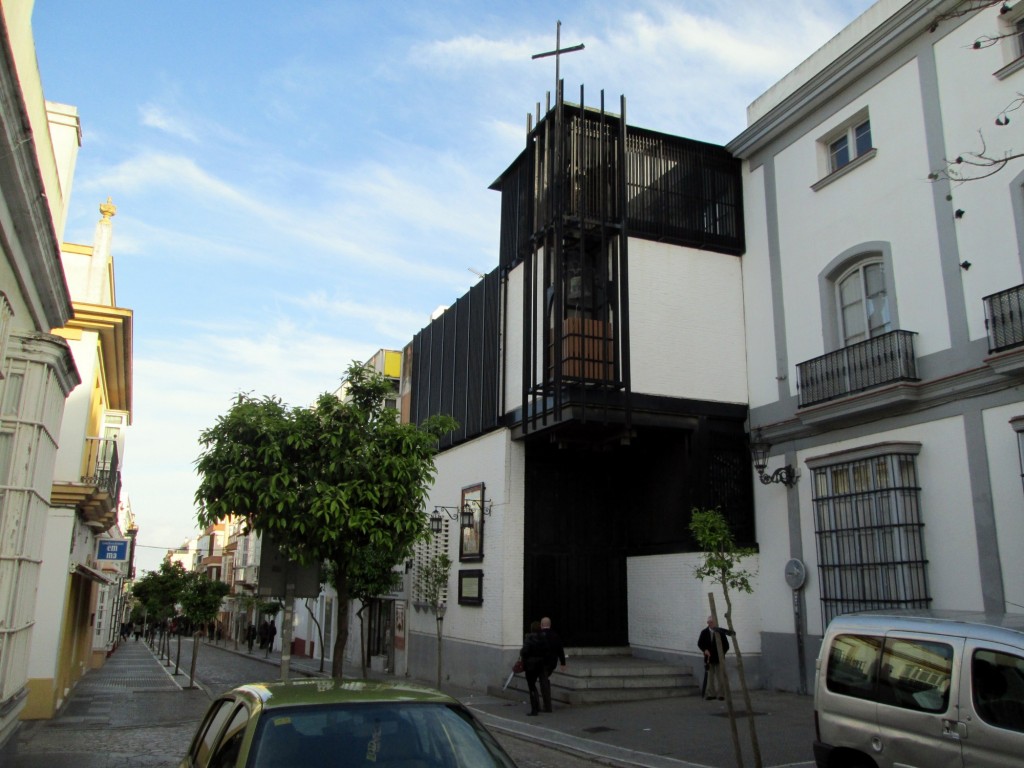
left=32, top=0, right=875, bottom=574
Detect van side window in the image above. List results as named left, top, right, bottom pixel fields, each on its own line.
left=876, top=638, right=953, bottom=713
left=972, top=650, right=1024, bottom=733
left=826, top=633, right=882, bottom=700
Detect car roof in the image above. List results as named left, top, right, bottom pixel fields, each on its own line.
left=228, top=678, right=462, bottom=710
left=826, top=610, right=1024, bottom=643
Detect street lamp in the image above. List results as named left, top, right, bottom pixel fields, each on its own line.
left=750, top=429, right=798, bottom=487
left=430, top=506, right=461, bottom=534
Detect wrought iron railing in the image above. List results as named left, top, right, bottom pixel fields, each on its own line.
left=797, top=330, right=918, bottom=408
left=82, top=436, right=120, bottom=500
left=984, top=283, right=1024, bottom=353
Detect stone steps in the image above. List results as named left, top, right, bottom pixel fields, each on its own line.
left=491, top=647, right=701, bottom=706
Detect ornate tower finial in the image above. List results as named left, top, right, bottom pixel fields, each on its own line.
left=99, top=196, right=116, bottom=221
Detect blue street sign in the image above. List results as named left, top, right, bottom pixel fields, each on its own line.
left=96, top=539, right=129, bottom=561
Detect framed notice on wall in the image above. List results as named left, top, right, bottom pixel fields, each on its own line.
left=458, top=569, right=483, bottom=606
left=459, top=483, right=485, bottom=562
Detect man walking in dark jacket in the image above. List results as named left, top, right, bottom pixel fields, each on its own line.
left=540, top=617, right=566, bottom=712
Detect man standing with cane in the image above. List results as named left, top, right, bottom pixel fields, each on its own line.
left=698, top=615, right=735, bottom=700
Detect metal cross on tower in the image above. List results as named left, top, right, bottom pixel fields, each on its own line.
left=531, top=20, right=584, bottom=97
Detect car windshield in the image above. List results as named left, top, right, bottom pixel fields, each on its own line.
left=248, top=700, right=516, bottom=768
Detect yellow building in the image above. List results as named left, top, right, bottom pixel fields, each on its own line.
left=23, top=199, right=134, bottom=719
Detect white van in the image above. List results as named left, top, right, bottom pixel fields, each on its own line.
left=813, top=611, right=1024, bottom=768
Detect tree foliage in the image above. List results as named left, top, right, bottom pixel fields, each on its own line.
left=194, top=361, right=456, bottom=675
left=418, top=553, right=452, bottom=610
left=132, top=560, right=188, bottom=622
left=178, top=572, right=230, bottom=630
left=690, top=508, right=757, bottom=595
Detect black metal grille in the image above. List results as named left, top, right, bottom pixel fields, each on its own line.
left=796, top=330, right=918, bottom=408
left=495, top=110, right=743, bottom=270
left=82, top=436, right=120, bottom=500
left=812, top=452, right=930, bottom=630
left=408, top=270, right=501, bottom=449
left=625, top=130, right=742, bottom=252
left=984, top=283, right=1024, bottom=353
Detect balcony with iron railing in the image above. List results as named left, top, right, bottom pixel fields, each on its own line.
left=796, top=330, right=919, bottom=408
left=51, top=436, right=122, bottom=531
left=984, top=283, right=1024, bottom=354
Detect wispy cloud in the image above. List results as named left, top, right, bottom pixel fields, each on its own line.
left=139, top=104, right=199, bottom=142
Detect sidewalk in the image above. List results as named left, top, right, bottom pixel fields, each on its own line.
left=1, top=637, right=819, bottom=768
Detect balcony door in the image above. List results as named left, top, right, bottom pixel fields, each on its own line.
left=837, top=260, right=891, bottom=346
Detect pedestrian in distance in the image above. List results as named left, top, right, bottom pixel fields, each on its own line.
left=540, top=617, right=566, bottom=712
left=519, top=621, right=549, bottom=716
left=258, top=620, right=269, bottom=649
left=698, top=615, right=735, bottom=700
left=246, top=622, right=257, bottom=653
left=266, top=619, right=277, bottom=657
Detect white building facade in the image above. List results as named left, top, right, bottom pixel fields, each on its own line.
left=0, top=0, right=81, bottom=743
left=727, top=0, right=1024, bottom=692
left=399, top=98, right=757, bottom=690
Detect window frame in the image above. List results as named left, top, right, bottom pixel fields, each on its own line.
left=996, top=5, right=1024, bottom=79
left=807, top=442, right=930, bottom=630
left=818, top=244, right=900, bottom=353
left=835, top=259, right=892, bottom=347
left=813, top=110, right=875, bottom=190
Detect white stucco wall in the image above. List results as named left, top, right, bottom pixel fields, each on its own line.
left=410, top=429, right=523, bottom=649
left=628, top=239, right=747, bottom=404
left=774, top=59, right=949, bottom=391
left=51, top=332, right=96, bottom=480
left=773, top=417, right=986, bottom=638
left=627, top=552, right=762, bottom=659
left=739, top=163, right=779, bottom=410
left=934, top=10, right=1024, bottom=342
left=27, top=509, right=74, bottom=680
left=983, top=401, right=1024, bottom=612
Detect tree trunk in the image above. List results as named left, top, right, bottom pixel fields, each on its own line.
left=305, top=599, right=326, bottom=673
left=357, top=606, right=367, bottom=676
left=709, top=594, right=744, bottom=768
left=189, top=632, right=201, bottom=689
left=280, top=581, right=295, bottom=681
left=723, top=589, right=762, bottom=768
left=331, top=573, right=351, bottom=678
left=435, top=614, right=444, bottom=688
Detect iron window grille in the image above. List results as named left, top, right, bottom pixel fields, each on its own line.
left=811, top=448, right=930, bottom=630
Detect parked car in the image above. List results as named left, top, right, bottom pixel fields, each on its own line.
left=813, top=610, right=1024, bottom=768
left=179, top=678, right=518, bottom=768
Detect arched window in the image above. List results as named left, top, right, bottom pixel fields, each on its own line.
left=836, top=260, right=891, bottom=347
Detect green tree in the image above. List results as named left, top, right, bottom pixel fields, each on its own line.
left=178, top=572, right=230, bottom=688
left=194, top=362, right=456, bottom=677
left=132, top=561, right=187, bottom=622
left=334, top=547, right=404, bottom=675
left=690, top=507, right=761, bottom=768
left=418, top=553, right=452, bottom=688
